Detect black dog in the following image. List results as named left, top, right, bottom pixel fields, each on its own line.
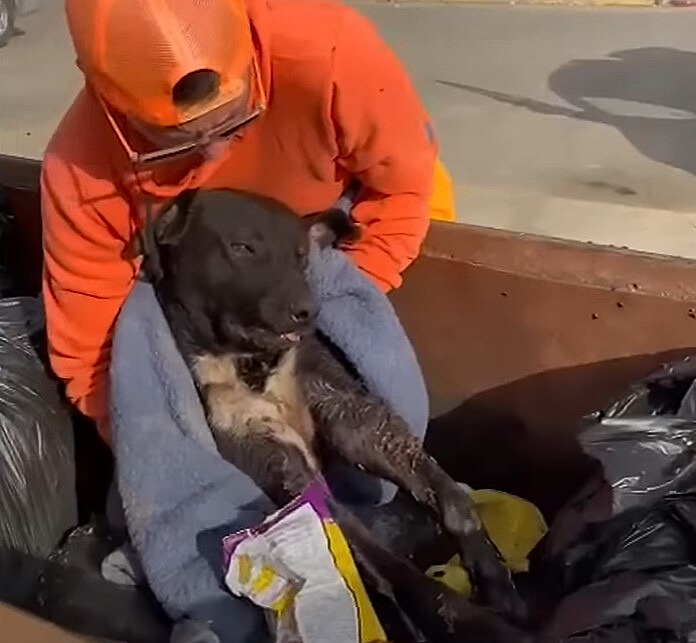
left=130, top=189, right=530, bottom=642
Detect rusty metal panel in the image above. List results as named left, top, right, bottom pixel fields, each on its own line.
left=0, top=602, right=89, bottom=643
left=0, top=154, right=41, bottom=192
left=4, top=187, right=42, bottom=295
left=0, top=155, right=42, bottom=295
left=395, top=222, right=696, bottom=417
left=391, top=223, right=696, bottom=513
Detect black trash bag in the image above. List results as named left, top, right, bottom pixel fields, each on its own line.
left=0, top=297, right=77, bottom=606
left=36, top=520, right=171, bottom=643
left=580, top=355, right=696, bottom=515
left=533, top=355, right=696, bottom=643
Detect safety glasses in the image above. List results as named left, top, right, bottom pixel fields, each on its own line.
left=99, top=54, right=267, bottom=167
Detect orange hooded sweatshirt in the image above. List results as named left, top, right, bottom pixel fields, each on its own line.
left=41, top=0, right=452, bottom=440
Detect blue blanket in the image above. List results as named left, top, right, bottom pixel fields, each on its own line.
left=109, top=244, right=429, bottom=642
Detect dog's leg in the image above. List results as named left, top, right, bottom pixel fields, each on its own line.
left=212, top=419, right=428, bottom=641
left=213, top=422, right=529, bottom=643
left=212, top=422, right=317, bottom=507
left=300, top=338, right=527, bottom=623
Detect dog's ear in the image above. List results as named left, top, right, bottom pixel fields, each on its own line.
left=306, top=208, right=360, bottom=249
left=123, top=190, right=198, bottom=283
left=153, top=189, right=197, bottom=247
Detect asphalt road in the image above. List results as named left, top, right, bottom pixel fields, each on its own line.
left=0, top=2, right=80, bottom=159
left=4, top=3, right=696, bottom=257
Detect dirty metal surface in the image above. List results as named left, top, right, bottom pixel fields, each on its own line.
left=4, top=187, right=42, bottom=295
left=424, top=220, right=696, bottom=302
left=0, top=155, right=42, bottom=295
left=393, top=223, right=696, bottom=514
left=0, top=154, right=41, bottom=192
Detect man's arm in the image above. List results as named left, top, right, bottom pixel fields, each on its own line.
left=41, top=97, right=138, bottom=441
left=330, top=9, right=437, bottom=292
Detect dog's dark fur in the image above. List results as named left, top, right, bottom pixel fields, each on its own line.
left=131, top=189, right=531, bottom=642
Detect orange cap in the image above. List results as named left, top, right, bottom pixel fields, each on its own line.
left=65, top=0, right=254, bottom=127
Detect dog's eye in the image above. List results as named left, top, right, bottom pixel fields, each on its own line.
left=228, top=242, right=255, bottom=256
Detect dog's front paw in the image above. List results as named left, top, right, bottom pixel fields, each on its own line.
left=460, top=532, right=528, bottom=624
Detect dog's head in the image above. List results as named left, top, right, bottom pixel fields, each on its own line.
left=128, top=189, right=358, bottom=354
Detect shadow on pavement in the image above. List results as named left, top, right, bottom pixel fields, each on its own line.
left=439, top=47, right=696, bottom=177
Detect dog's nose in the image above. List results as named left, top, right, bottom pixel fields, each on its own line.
left=289, top=295, right=318, bottom=324
left=290, top=305, right=312, bottom=323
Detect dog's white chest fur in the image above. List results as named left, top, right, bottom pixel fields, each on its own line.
left=191, top=348, right=318, bottom=470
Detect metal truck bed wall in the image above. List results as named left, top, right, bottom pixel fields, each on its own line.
left=3, top=153, right=696, bottom=515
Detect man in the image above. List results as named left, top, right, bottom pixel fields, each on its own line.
left=42, top=0, right=455, bottom=443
